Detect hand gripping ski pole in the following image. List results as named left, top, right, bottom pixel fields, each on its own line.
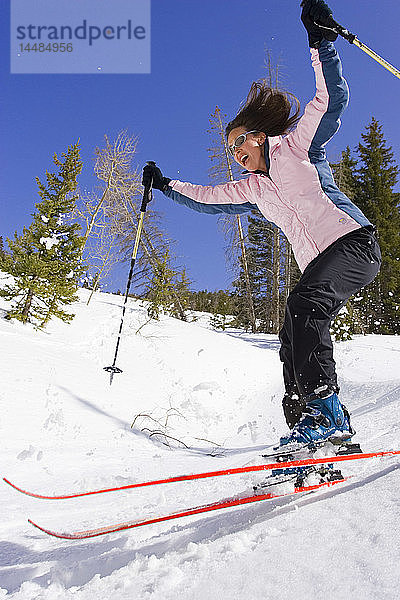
left=103, top=161, right=155, bottom=385
left=302, top=1, right=400, bottom=80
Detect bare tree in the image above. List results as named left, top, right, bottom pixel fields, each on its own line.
left=85, top=229, right=118, bottom=305
left=208, top=106, right=257, bottom=333
left=73, top=131, right=141, bottom=301
left=264, top=51, right=302, bottom=331
left=75, top=130, right=191, bottom=318
left=78, top=131, right=139, bottom=252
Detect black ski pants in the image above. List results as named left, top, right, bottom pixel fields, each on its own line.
left=279, top=226, right=381, bottom=400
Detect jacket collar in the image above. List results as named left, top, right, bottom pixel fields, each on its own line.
left=241, top=136, right=277, bottom=175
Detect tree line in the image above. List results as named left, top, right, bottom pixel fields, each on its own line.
left=0, top=117, right=399, bottom=336
left=0, top=133, right=192, bottom=329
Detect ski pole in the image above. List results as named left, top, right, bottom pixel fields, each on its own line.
left=103, top=161, right=155, bottom=385
left=303, top=1, right=400, bottom=81
left=330, top=23, right=400, bottom=81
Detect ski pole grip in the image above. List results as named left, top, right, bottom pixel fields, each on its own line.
left=299, top=3, right=357, bottom=44
left=141, top=160, right=156, bottom=212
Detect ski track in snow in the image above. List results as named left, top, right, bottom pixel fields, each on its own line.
left=0, top=283, right=399, bottom=599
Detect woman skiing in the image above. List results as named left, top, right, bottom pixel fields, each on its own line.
left=142, top=0, right=381, bottom=447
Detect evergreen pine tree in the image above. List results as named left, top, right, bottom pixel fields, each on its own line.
left=233, top=211, right=287, bottom=333
left=331, top=146, right=358, bottom=201
left=143, top=250, right=179, bottom=321
left=171, top=268, right=191, bottom=318
left=329, top=147, right=360, bottom=339
left=0, top=236, right=5, bottom=262
left=187, top=289, right=216, bottom=313
left=0, top=143, right=84, bottom=327
left=354, top=118, right=400, bottom=333
left=330, top=305, right=354, bottom=341
left=210, top=290, right=236, bottom=330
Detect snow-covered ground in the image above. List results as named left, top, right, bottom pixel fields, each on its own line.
left=1, top=281, right=399, bottom=599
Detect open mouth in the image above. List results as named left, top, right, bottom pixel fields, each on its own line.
left=241, top=154, right=249, bottom=167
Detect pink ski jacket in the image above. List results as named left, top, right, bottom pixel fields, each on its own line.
left=163, top=40, right=371, bottom=272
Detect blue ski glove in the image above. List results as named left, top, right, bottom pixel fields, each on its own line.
left=301, top=0, right=338, bottom=48
left=142, top=163, right=171, bottom=192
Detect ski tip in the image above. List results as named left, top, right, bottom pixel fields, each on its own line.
left=28, top=519, right=75, bottom=540
left=3, top=477, right=19, bottom=491
left=28, top=518, right=50, bottom=535
left=3, top=477, right=52, bottom=499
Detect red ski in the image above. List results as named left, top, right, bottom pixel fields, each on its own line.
left=27, top=476, right=348, bottom=540
left=4, top=449, right=399, bottom=500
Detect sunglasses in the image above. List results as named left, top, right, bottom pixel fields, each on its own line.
left=228, top=130, right=259, bottom=156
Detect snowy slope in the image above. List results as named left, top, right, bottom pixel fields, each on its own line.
left=0, top=281, right=399, bottom=600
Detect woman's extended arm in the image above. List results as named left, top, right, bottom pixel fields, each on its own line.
left=142, top=162, right=258, bottom=215
left=286, top=39, right=349, bottom=161
left=163, top=178, right=258, bottom=215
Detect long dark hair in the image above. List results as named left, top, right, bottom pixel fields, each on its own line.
left=226, top=80, right=301, bottom=139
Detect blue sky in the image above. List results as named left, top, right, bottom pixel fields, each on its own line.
left=1, top=0, right=400, bottom=292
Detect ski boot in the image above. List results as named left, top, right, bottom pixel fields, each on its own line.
left=279, top=391, right=354, bottom=448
